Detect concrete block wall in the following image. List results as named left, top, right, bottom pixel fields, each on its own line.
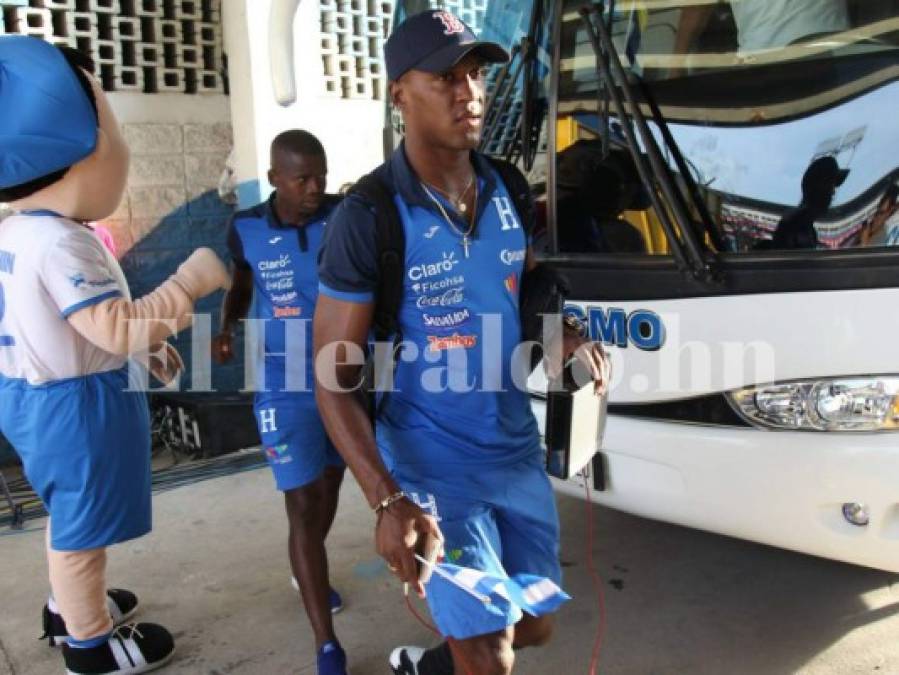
left=0, top=0, right=225, bottom=94
left=317, top=0, right=487, bottom=102
left=106, top=119, right=242, bottom=392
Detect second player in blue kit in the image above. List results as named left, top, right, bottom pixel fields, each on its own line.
left=212, top=130, right=348, bottom=675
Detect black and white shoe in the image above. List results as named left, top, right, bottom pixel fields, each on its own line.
left=62, top=623, right=175, bottom=675
left=43, top=589, right=140, bottom=647
left=389, top=642, right=454, bottom=675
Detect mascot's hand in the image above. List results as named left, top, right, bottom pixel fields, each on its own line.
left=148, top=342, right=184, bottom=386
left=176, top=247, right=231, bottom=299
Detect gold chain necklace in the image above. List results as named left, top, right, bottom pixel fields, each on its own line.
left=421, top=174, right=476, bottom=213
left=421, top=181, right=479, bottom=258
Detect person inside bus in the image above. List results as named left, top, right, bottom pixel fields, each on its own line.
left=858, top=183, right=899, bottom=247
left=674, top=0, right=850, bottom=56
left=556, top=140, right=648, bottom=254
left=765, top=155, right=849, bottom=250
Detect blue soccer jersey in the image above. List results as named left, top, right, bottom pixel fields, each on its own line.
left=318, top=147, right=541, bottom=469
left=228, top=194, right=339, bottom=393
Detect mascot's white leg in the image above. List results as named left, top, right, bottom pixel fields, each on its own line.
left=0, top=37, right=231, bottom=674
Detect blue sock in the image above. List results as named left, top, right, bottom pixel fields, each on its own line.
left=67, top=632, right=111, bottom=649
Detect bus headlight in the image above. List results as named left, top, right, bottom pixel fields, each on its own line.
left=728, top=377, right=899, bottom=431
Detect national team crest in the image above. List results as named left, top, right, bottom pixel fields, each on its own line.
left=434, top=10, right=466, bottom=35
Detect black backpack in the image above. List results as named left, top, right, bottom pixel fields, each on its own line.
left=348, top=156, right=535, bottom=344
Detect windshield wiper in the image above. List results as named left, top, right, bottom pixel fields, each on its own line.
left=579, top=5, right=717, bottom=283
left=480, top=1, right=545, bottom=170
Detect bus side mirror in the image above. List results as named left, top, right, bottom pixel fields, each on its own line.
left=269, top=0, right=301, bottom=106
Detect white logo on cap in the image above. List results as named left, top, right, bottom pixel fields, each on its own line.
left=434, top=10, right=466, bottom=36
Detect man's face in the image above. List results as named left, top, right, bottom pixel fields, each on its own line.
left=391, top=54, right=488, bottom=151
left=268, top=151, right=327, bottom=219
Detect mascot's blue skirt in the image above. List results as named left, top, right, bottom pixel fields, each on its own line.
left=0, top=366, right=152, bottom=550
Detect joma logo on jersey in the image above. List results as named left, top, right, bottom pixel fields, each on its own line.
left=565, top=305, right=666, bottom=351
left=434, top=11, right=466, bottom=35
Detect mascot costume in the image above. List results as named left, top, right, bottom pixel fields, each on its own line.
left=0, top=36, right=231, bottom=674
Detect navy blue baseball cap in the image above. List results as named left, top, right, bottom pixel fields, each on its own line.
left=0, top=35, right=98, bottom=190
left=385, top=9, right=510, bottom=82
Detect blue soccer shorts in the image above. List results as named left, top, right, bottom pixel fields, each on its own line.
left=0, top=367, right=152, bottom=551
left=392, top=455, right=562, bottom=640
left=254, top=392, right=344, bottom=492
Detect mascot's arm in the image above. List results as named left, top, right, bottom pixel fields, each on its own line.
left=67, top=247, right=230, bottom=356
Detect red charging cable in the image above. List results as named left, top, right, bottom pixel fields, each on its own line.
left=584, top=469, right=606, bottom=675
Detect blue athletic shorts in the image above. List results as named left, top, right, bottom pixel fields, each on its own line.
left=254, top=392, right=344, bottom=492
left=393, top=455, right=562, bottom=640
left=0, top=367, right=152, bottom=551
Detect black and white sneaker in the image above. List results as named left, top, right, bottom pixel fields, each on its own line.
left=62, top=623, right=175, bottom=675
left=42, top=589, right=140, bottom=647
left=389, top=642, right=454, bottom=675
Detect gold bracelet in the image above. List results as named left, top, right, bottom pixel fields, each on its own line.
left=374, top=490, right=407, bottom=515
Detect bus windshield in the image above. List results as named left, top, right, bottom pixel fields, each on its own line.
left=555, top=0, right=899, bottom=254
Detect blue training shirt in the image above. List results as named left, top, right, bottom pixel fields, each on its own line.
left=228, top=193, right=339, bottom=393
left=318, top=145, right=541, bottom=469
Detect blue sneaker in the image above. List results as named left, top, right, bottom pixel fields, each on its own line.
left=290, top=579, right=344, bottom=614
left=328, top=588, right=344, bottom=615
left=317, top=640, right=348, bottom=675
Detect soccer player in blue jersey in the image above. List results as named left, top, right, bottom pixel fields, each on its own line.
left=212, top=130, right=348, bottom=675
left=314, top=11, right=608, bottom=675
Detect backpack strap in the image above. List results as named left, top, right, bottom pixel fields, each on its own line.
left=345, top=172, right=406, bottom=422
left=346, top=172, right=405, bottom=343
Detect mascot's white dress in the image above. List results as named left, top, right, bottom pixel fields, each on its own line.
left=0, top=36, right=230, bottom=674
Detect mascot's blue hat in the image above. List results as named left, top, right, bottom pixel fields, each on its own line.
left=0, top=35, right=98, bottom=190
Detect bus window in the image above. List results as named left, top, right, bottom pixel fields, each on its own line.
left=557, top=0, right=899, bottom=255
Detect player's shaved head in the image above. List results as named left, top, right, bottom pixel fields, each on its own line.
left=270, top=130, right=325, bottom=168
left=268, top=130, right=328, bottom=222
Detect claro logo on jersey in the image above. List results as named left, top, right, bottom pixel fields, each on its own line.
left=408, top=252, right=459, bottom=282
left=258, top=254, right=291, bottom=271
left=565, top=305, right=666, bottom=351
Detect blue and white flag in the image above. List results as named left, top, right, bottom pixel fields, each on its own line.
left=425, top=560, right=571, bottom=617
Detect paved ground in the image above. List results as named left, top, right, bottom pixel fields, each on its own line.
left=1, top=466, right=897, bottom=675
